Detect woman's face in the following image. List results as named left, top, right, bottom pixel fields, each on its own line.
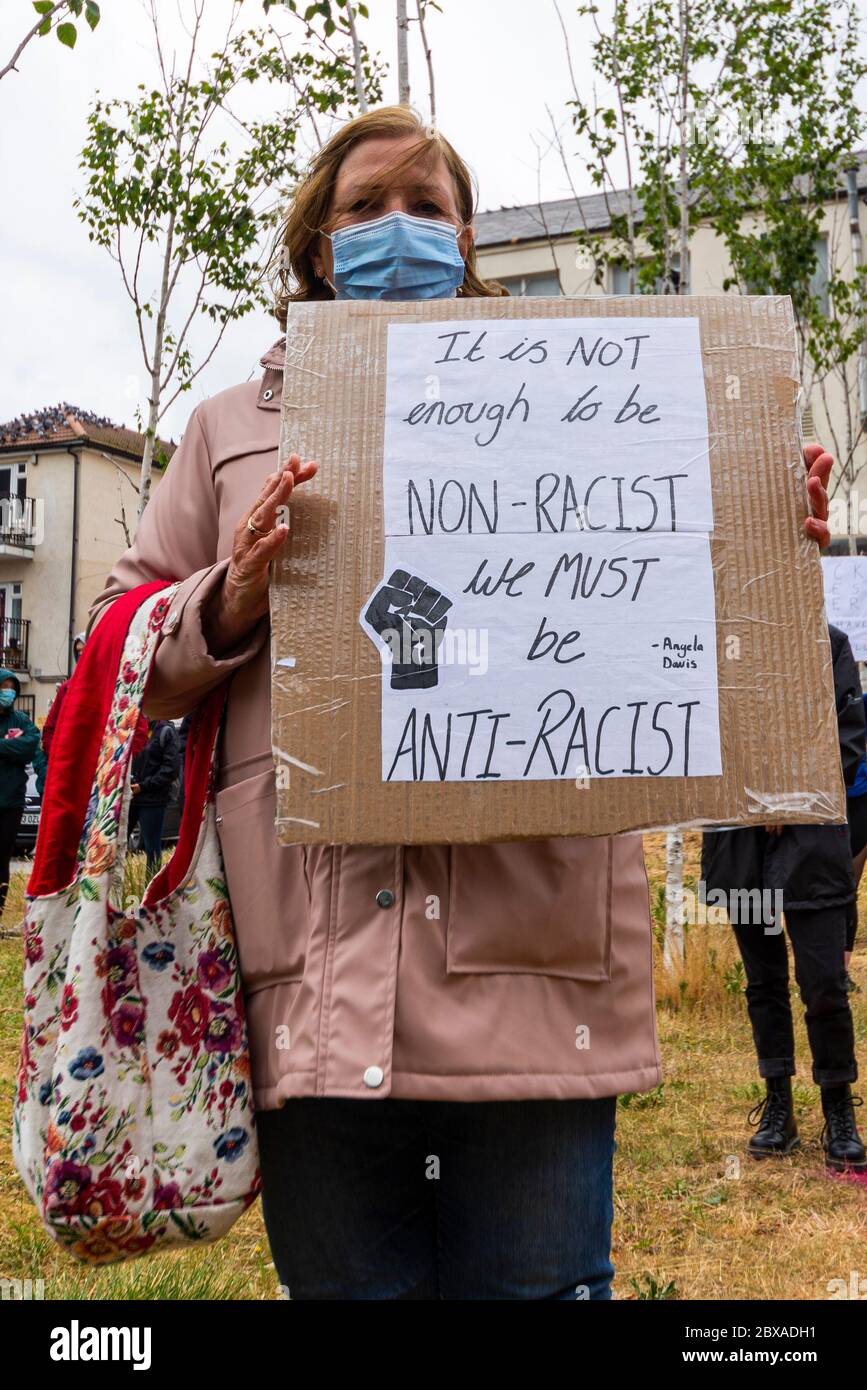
left=310, top=133, right=474, bottom=286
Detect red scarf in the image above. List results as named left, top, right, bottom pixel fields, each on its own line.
left=28, top=583, right=169, bottom=897
left=28, top=583, right=225, bottom=903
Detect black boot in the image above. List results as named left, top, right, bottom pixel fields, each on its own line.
left=747, top=1076, right=799, bottom=1158
left=820, top=1086, right=867, bottom=1172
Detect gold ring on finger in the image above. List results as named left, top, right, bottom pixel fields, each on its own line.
left=247, top=516, right=272, bottom=536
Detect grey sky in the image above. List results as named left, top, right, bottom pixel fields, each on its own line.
left=0, top=0, right=598, bottom=441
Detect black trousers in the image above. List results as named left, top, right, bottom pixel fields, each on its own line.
left=0, top=804, right=23, bottom=917
left=846, top=793, right=867, bottom=951
left=732, top=907, right=856, bottom=1086
left=129, top=802, right=166, bottom=878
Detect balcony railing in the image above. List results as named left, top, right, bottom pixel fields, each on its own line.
left=0, top=494, right=36, bottom=548
left=0, top=617, right=30, bottom=671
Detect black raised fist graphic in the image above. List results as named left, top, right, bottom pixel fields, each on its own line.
left=365, top=569, right=453, bottom=690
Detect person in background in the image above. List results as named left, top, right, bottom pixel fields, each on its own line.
left=129, top=718, right=180, bottom=878
left=33, top=742, right=47, bottom=802
left=176, top=709, right=195, bottom=818
left=845, top=670, right=867, bottom=989
left=41, top=631, right=86, bottom=758
left=701, top=622, right=866, bottom=1174
left=0, top=669, right=40, bottom=916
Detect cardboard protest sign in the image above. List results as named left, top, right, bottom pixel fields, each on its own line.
left=272, top=295, right=844, bottom=845
left=822, top=555, right=867, bottom=661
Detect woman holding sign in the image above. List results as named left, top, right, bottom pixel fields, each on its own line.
left=89, top=107, right=835, bottom=1300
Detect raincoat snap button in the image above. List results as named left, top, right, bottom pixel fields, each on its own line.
left=363, top=1066, right=384, bottom=1088
left=375, top=889, right=395, bottom=908
left=262, top=388, right=274, bottom=401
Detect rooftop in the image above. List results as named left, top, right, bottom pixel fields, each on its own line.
left=473, top=150, right=867, bottom=249
left=0, top=403, right=175, bottom=464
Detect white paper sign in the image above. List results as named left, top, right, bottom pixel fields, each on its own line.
left=822, top=556, right=867, bottom=660
left=361, top=317, right=722, bottom=783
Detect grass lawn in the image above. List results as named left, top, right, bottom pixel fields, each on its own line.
left=1, top=831, right=866, bottom=1300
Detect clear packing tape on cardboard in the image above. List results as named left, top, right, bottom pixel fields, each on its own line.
left=270, top=295, right=845, bottom=846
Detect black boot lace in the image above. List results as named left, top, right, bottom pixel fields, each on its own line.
left=748, top=1088, right=789, bottom=1131
left=822, top=1093, right=863, bottom=1145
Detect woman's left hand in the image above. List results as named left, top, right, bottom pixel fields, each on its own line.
left=803, top=444, right=833, bottom=548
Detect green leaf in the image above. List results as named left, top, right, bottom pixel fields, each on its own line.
left=85, top=1, right=101, bottom=30
left=56, top=22, right=78, bottom=49
left=32, top=2, right=55, bottom=14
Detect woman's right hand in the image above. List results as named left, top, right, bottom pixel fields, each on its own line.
left=202, top=453, right=317, bottom=657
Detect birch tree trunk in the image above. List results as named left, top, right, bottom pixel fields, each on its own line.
left=663, top=829, right=685, bottom=974
left=138, top=205, right=176, bottom=520
left=677, top=0, right=691, bottom=295
left=663, top=0, right=692, bottom=977
left=416, top=1, right=436, bottom=125
left=396, top=0, right=410, bottom=104
left=346, top=4, right=368, bottom=112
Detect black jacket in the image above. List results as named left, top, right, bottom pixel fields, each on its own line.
left=701, top=623, right=866, bottom=912
left=131, top=720, right=180, bottom=808
left=831, top=623, right=867, bottom=786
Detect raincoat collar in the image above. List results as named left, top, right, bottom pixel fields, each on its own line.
left=256, top=338, right=285, bottom=411
left=259, top=338, right=286, bottom=372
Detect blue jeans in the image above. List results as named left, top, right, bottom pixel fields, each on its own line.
left=256, top=1095, right=617, bottom=1300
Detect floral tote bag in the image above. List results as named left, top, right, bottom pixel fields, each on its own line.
left=12, top=581, right=261, bottom=1264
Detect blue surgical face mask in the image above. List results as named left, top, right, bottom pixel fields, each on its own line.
left=326, top=210, right=466, bottom=301
left=0, top=689, right=15, bottom=709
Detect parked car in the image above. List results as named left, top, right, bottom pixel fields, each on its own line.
left=14, top=769, right=41, bottom=857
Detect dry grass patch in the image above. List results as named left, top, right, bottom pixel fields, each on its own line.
left=0, top=834, right=865, bottom=1300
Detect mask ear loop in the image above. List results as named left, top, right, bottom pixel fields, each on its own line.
left=309, top=227, right=338, bottom=296
left=455, top=220, right=471, bottom=294
left=288, top=230, right=337, bottom=297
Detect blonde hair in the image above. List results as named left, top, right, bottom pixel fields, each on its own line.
left=271, top=105, right=508, bottom=325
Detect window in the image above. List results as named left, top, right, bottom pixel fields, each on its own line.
left=0, top=464, right=31, bottom=540
left=610, top=255, right=681, bottom=295
left=0, top=463, right=26, bottom=499
left=497, top=271, right=562, bottom=296
left=825, top=535, right=867, bottom=556
left=0, top=583, right=25, bottom=670
left=0, top=583, right=23, bottom=624
left=744, top=237, right=829, bottom=316
left=809, top=237, right=829, bottom=317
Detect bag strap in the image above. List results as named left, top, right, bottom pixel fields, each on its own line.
left=29, top=580, right=230, bottom=905
left=28, top=582, right=172, bottom=898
